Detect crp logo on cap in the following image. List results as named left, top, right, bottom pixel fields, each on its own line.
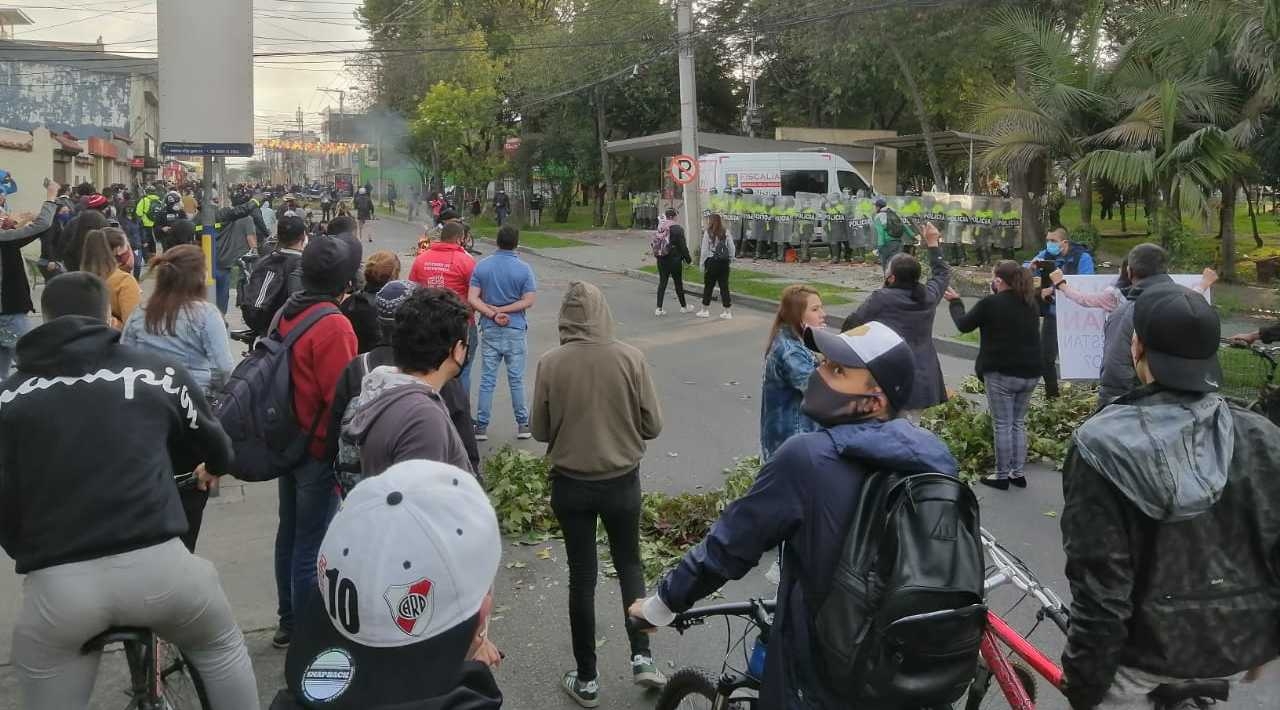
left=301, top=648, right=355, bottom=702
left=384, top=577, right=434, bottom=636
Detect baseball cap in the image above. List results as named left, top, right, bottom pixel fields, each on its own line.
left=301, top=235, right=360, bottom=296
left=1133, top=284, right=1222, bottom=393
left=376, top=280, right=420, bottom=324
left=286, top=460, right=501, bottom=707
left=804, top=321, right=916, bottom=411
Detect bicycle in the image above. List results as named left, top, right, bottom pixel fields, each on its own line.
left=969, top=528, right=1229, bottom=710
left=1219, top=340, right=1280, bottom=423
left=656, top=527, right=1231, bottom=710
left=78, top=471, right=211, bottom=710
left=652, top=598, right=776, bottom=709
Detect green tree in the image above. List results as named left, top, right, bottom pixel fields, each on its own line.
left=967, top=2, right=1111, bottom=225
left=1074, top=2, right=1253, bottom=267
left=412, top=81, right=506, bottom=192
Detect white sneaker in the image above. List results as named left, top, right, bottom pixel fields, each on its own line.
left=680, top=305, right=694, bottom=314
left=696, top=308, right=710, bottom=318
left=654, top=308, right=666, bottom=317
left=719, top=309, right=733, bottom=320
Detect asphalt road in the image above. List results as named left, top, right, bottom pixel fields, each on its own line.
left=0, top=216, right=1274, bottom=709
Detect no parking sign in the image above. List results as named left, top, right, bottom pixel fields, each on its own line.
left=668, top=154, right=699, bottom=185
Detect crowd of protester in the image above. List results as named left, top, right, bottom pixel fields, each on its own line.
left=0, top=168, right=1277, bottom=710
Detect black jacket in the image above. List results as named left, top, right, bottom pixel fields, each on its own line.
left=0, top=200, right=56, bottom=314
left=1061, top=385, right=1280, bottom=709
left=842, top=246, right=950, bottom=409
left=659, top=224, right=693, bottom=265
left=269, top=662, right=502, bottom=710
left=339, top=288, right=380, bottom=354
left=0, top=317, right=234, bottom=573
left=328, top=345, right=480, bottom=474
left=948, top=290, right=1042, bottom=380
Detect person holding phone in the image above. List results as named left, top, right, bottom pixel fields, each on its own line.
left=1024, top=228, right=1093, bottom=398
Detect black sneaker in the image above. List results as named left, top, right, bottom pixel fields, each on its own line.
left=978, top=475, right=1010, bottom=491
left=272, top=627, right=291, bottom=649
left=1009, top=474, right=1028, bottom=489
left=561, top=671, right=600, bottom=708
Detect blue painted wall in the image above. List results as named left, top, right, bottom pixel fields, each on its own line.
left=0, top=62, right=131, bottom=138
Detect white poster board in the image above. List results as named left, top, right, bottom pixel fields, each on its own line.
left=1058, top=274, right=1209, bottom=380
left=158, top=0, right=254, bottom=156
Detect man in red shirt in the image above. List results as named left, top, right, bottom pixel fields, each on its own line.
left=272, top=233, right=360, bottom=651
left=409, top=221, right=478, bottom=393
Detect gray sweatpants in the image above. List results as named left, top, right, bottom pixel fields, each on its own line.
left=12, top=538, right=260, bottom=710
left=1096, top=666, right=1244, bottom=709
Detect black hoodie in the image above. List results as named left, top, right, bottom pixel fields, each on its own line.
left=0, top=316, right=233, bottom=573
left=268, top=662, right=503, bottom=710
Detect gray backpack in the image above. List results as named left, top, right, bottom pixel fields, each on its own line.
left=335, top=353, right=371, bottom=496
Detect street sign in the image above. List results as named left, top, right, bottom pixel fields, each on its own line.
left=669, top=154, right=699, bottom=185
left=158, top=0, right=253, bottom=157
left=160, top=142, right=255, bottom=158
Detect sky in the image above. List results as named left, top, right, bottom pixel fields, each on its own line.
left=9, top=1, right=370, bottom=161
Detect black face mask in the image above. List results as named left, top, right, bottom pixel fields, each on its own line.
left=800, top=370, right=884, bottom=427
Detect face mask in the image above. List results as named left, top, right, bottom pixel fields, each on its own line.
left=1045, top=241, right=1061, bottom=256
left=800, top=370, right=883, bottom=427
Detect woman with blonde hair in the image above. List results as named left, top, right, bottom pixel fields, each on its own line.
left=760, top=284, right=827, bottom=460
left=80, top=227, right=140, bottom=328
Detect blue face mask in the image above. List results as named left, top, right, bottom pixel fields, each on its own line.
left=1045, top=241, right=1061, bottom=256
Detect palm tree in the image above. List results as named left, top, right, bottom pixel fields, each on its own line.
left=971, top=2, right=1109, bottom=246
left=1075, top=1, right=1255, bottom=273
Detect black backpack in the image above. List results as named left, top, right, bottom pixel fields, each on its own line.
left=239, top=250, right=301, bottom=335
left=884, top=208, right=907, bottom=240
left=815, top=470, right=987, bottom=707
left=216, top=305, right=340, bottom=482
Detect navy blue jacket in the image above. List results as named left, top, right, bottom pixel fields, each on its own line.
left=658, top=419, right=959, bottom=709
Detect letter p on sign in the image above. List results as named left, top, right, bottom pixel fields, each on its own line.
left=669, top=154, right=698, bottom=185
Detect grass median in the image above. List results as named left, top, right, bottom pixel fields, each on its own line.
left=638, top=263, right=854, bottom=306
left=476, top=230, right=589, bottom=249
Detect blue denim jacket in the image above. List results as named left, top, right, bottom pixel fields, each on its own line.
left=120, top=301, right=235, bottom=393
left=760, top=330, right=819, bottom=460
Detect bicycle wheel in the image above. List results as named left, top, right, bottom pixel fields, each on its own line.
left=157, top=640, right=212, bottom=710
left=656, top=667, right=754, bottom=710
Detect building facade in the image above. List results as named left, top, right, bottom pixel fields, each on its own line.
left=0, top=37, right=160, bottom=211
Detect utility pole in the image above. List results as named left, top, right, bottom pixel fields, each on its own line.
left=677, top=0, right=701, bottom=239
left=295, top=105, right=305, bottom=186
left=742, top=36, right=759, bottom=138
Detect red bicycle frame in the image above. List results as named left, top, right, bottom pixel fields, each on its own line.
left=981, top=610, right=1065, bottom=710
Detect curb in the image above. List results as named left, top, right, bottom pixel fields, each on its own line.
left=496, top=238, right=981, bottom=362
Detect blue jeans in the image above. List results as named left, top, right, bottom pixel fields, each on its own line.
left=475, top=325, right=529, bottom=428
left=458, top=320, right=478, bottom=397
left=213, top=267, right=231, bottom=315
left=274, top=457, right=339, bottom=631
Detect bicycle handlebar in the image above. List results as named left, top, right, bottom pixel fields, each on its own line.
left=982, top=528, right=1070, bottom=633
left=628, top=598, right=777, bottom=635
